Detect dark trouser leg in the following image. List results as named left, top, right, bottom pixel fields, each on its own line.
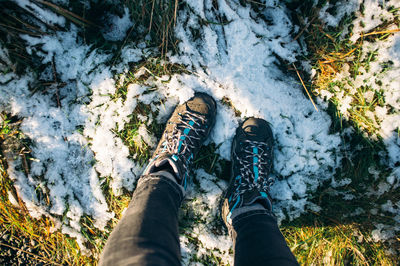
left=232, top=210, right=299, bottom=266
left=99, top=174, right=184, bottom=266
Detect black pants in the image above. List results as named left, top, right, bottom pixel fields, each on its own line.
left=100, top=174, right=298, bottom=265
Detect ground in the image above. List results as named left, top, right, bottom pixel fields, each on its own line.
left=0, top=0, right=399, bottom=265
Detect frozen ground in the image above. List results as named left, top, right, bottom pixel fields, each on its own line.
left=318, top=0, right=400, bottom=245
left=0, top=0, right=399, bottom=262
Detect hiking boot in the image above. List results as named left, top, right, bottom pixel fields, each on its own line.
left=143, top=92, right=217, bottom=189
left=221, top=117, right=275, bottom=227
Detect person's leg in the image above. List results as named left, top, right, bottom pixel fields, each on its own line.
left=231, top=210, right=298, bottom=265
left=100, top=93, right=217, bottom=265
left=221, top=118, right=299, bottom=266
left=99, top=172, right=183, bottom=266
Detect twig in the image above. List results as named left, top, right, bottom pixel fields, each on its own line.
left=34, top=0, right=98, bottom=28
left=148, top=0, right=155, bottom=34
left=246, top=0, right=266, bottom=6
left=319, top=46, right=360, bottom=64
left=173, top=0, right=178, bottom=27
left=362, top=28, right=400, bottom=37
left=20, top=154, right=30, bottom=176
left=143, top=66, right=156, bottom=77
left=318, top=25, right=335, bottom=42
left=51, top=56, right=61, bottom=108
left=0, top=242, right=61, bottom=265
left=293, top=15, right=317, bottom=42
left=209, top=154, right=217, bottom=173
left=111, top=25, right=134, bottom=67
left=292, top=63, right=319, bottom=112
left=0, top=23, right=43, bottom=37
left=6, top=13, right=47, bottom=35
left=40, top=82, right=66, bottom=86
left=338, top=47, right=358, bottom=58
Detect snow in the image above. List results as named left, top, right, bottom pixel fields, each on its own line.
left=318, top=0, right=400, bottom=174
left=134, top=124, right=157, bottom=149
left=1, top=65, right=116, bottom=233
left=15, top=0, right=66, bottom=27
left=372, top=223, right=395, bottom=242
left=350, top=0, right=399, bottom=43
left=83, top=70, right=145, bottom=195
left=171, top=0, right=341, bottom=222
left=317, top=0, right=400, bottom=244
left=102, top=7, right=133, bottom=41
left=319, top=0, right=358, bottom=28
left=1, top=0, right=399, bottom=262
left=180, top=169, right=233, bottom=265
left=7, top=191, right=19, bottom=207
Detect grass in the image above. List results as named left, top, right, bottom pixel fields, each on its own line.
left=1, top=0, right=399, bottom=265
left=0, top=0, right=182, bottom=264
left=113, top=57, right=190, bottom=165
left=127, top=0, right=180, bottom=56
left=0, top=115, right=95, bottom=265
left=0, top=0, right=101, bottom=75
left=296, top=1, right=400, bottom=138
left=283, top=223, right=394, bottom=265
left=280, top=142, right=398, bottom=265
left=285, top=1, right=400, bottom=264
